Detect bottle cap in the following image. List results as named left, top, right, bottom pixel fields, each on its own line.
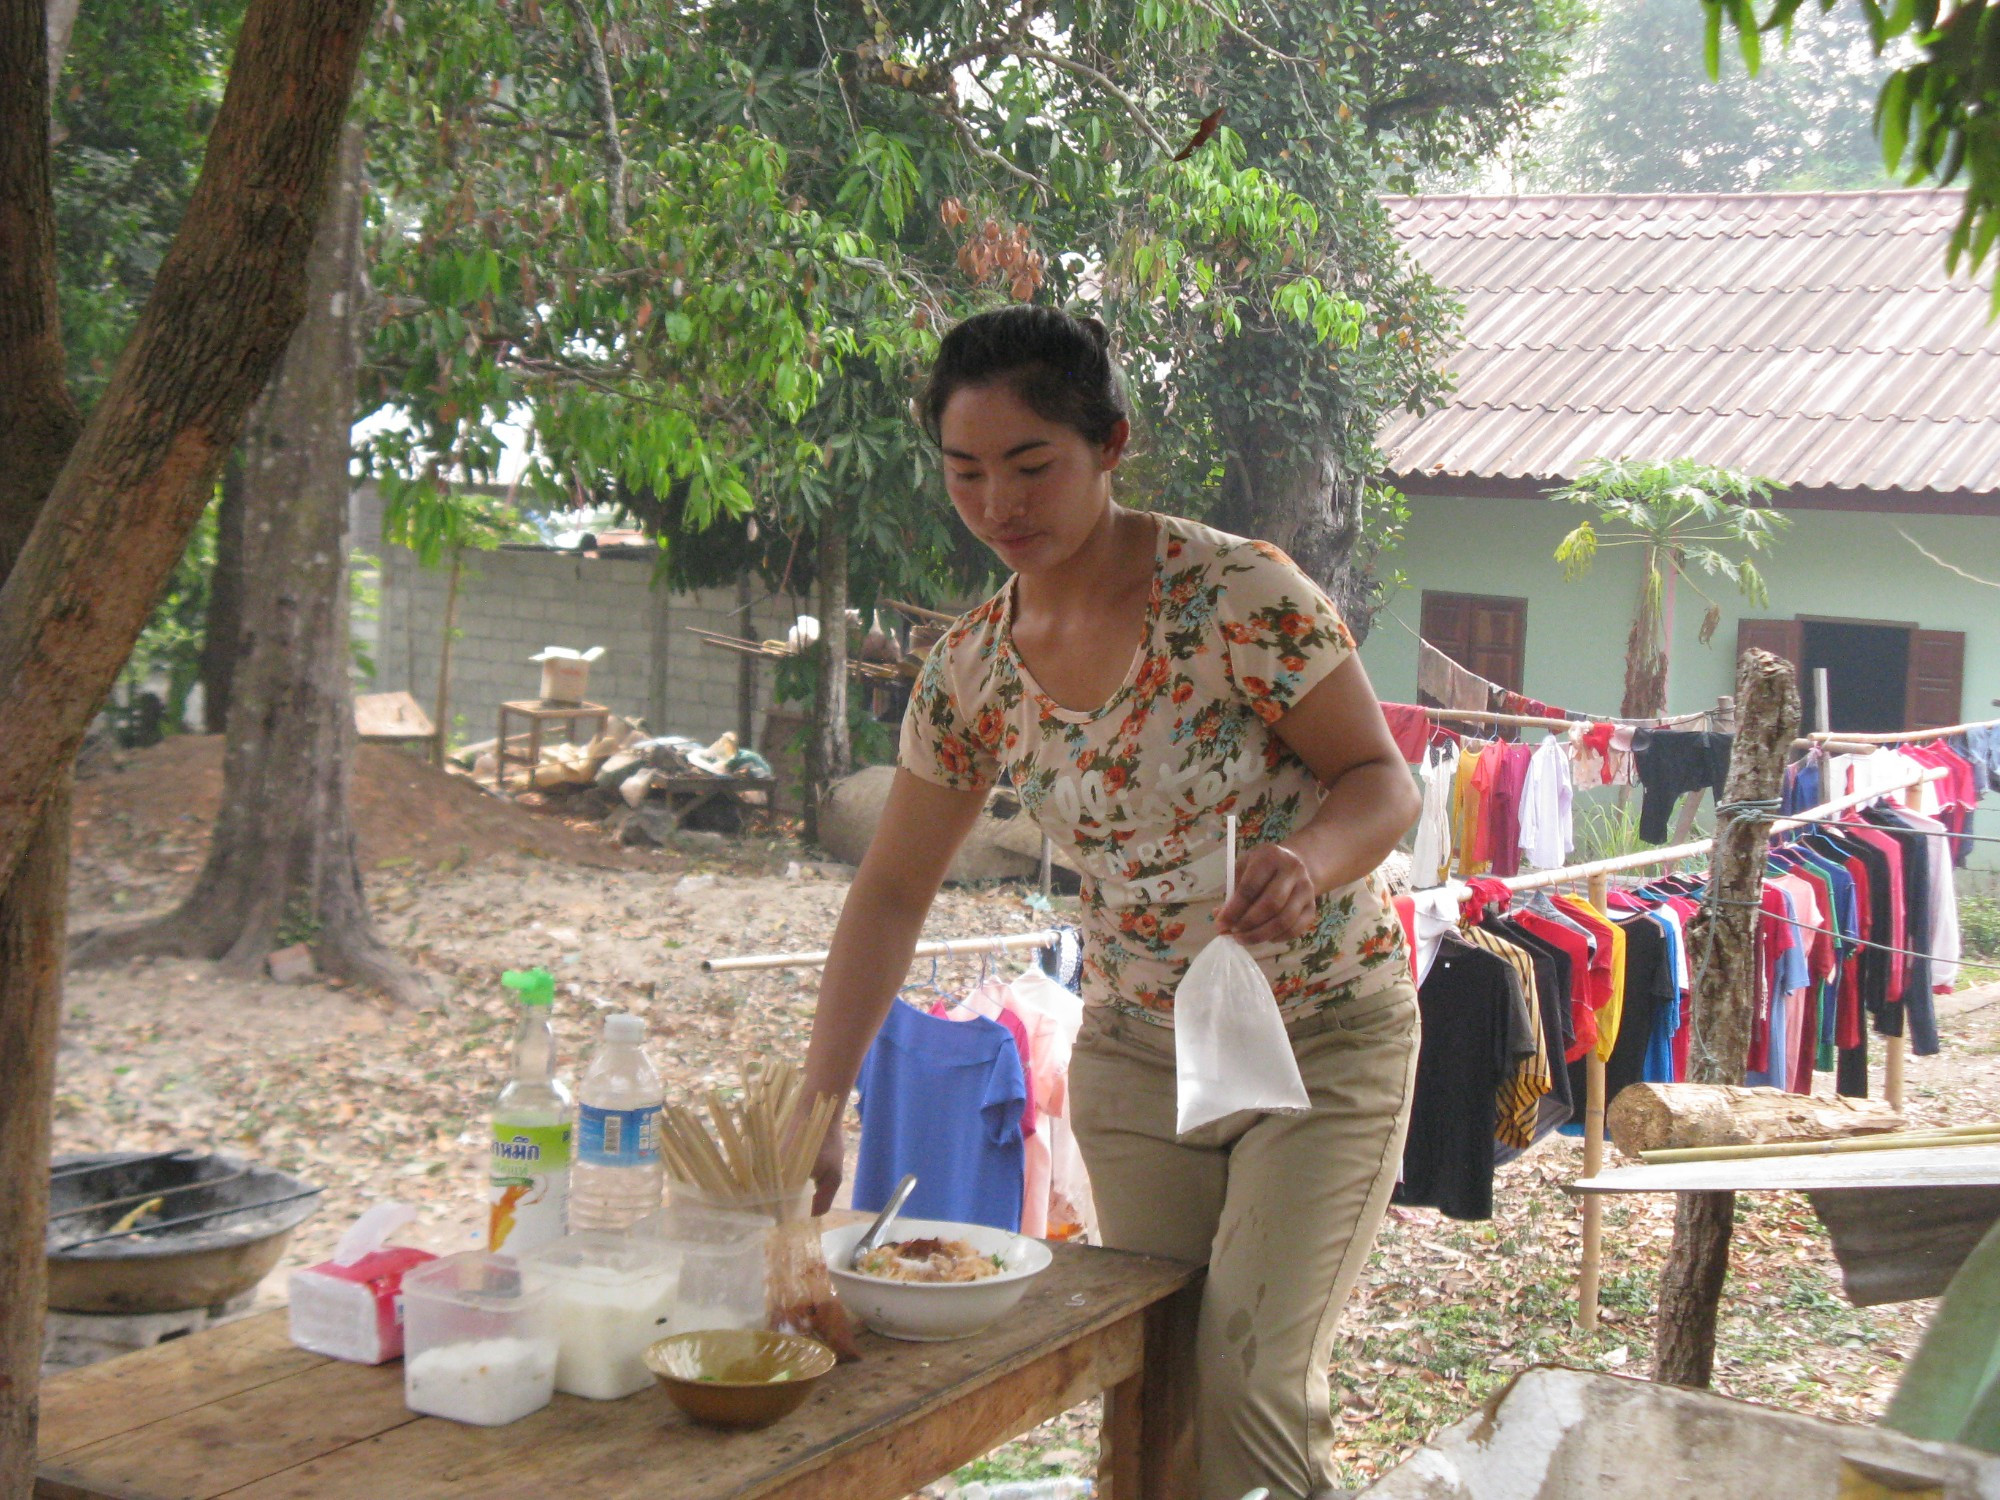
left=604, top=1013, right=645, bottom=1044
left=502, top=968, right=556, bottom=1008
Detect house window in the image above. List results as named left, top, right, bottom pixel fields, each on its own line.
left=1420, top=591, right=1528, bottom=699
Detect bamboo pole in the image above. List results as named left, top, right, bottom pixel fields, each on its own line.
left=704, top=928, right=1063, bottom=974
left=1578, top=870, right=1610, bottom=1335
left=1805, top=714, right=2000, bottom=745
left=1639, top=1126, right=2000, bottom=1165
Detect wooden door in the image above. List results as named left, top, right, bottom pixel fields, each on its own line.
left=1735, top=617, right=1802, bottom=673
left=1905, top=629, right=1965, bottom=730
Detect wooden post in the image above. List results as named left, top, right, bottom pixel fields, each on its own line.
left=1653, top=649, right=1800, bottom=1388
left=1578, top=871, right=1610, bottom=1333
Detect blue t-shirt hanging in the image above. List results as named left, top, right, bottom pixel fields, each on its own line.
left=854, top=998, right=1027, bottom=1231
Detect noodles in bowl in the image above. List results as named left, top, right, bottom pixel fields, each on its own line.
left=823, top=1217, right=1052, bottom=1341
left=852, top=1237, right=1007, bottom=1284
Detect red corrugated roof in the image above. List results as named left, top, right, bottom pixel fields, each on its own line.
left=1380, top=190, right=2000, bottom=497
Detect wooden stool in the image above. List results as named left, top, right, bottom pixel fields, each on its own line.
left=494, top=699, right=611, bottom=790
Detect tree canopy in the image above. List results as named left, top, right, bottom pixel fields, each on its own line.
left=1703, top=0, right=2000, bottom=311
left=1540, top=0, right=1895, bottom=192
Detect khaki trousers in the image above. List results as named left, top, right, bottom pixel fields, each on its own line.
left=1071, top=978, right=1420, bottom=1500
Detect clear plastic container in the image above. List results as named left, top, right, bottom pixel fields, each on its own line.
left=524, top=1231, right=680, bottom=1400
left=569, top=1013, right=664, bottom=1233
left=671, top=1184, right=854, bottom=1358
left=402, top=1252, right=556, bottom=1426
left=635, top=1197, right=769, bottom=1335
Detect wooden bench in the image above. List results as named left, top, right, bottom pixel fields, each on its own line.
left=36, top=1239, right=1201, bottom=1500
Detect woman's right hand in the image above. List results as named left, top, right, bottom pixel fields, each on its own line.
left=810, top=1118, right=845, bottom=1216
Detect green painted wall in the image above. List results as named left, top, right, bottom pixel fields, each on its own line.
left=1357, top=491, right=2000, bottom=874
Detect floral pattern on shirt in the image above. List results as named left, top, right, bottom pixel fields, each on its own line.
left=899, top=512, right=1409, bottom=1022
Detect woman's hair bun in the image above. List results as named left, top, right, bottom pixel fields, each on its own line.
left=920, top=306, right=1130, bottom=447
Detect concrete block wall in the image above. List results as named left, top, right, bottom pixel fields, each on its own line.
left=371, top=542, right=787, bottom=751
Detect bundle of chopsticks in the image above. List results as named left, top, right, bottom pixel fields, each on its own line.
left=658, top=1060, right=837, bottom=1200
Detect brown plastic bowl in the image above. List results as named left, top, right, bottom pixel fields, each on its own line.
left=644, top=1329, right=836, bottom=1430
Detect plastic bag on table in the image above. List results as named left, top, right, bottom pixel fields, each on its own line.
left=1172, top=934, right=1310, bottom=1135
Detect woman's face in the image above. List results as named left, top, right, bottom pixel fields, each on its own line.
left=937, top=378, right=1128, bottom=576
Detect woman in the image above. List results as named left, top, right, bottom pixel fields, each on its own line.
left=802, top=306, right=1421, bottom=1500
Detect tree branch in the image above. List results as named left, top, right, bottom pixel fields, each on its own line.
left=1012, top=48, right=1177, bottom=156
left=561, top=0, right=627, bottom=239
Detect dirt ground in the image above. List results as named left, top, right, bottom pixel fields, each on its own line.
left=50, top=739, right=2000, bottom=1492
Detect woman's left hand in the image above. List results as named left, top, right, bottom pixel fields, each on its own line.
left=1216, top=842, right=1322, bottom=945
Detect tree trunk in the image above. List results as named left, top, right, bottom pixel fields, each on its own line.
left=647, top=567, right=672, bottom=737
left=1655, top=1189, right=1735, bottom=1388
left=1653, top=647, right=1800, bottom=1388
left=44, top=0, right=80, bottom=95
left=201, top=449, right=248, bottom=733
left=70, top=124, right=426, bottom=1006
left=0, top=2, right=376, bottom=1485
left=0, top=783, right=68, bottom=1498
left=432, top=546, right=461, bottom=766
left=1211, top=419, right=1380, bottom=642
left=805, top=522, right=850, bottom=845
left=0, top=0, right=381, bottom=891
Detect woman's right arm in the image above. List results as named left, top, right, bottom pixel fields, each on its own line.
left=801, top=767, right=991, bottom=1212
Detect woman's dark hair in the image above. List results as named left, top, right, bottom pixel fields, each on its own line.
left=920, top=306, right=1130, bottom=448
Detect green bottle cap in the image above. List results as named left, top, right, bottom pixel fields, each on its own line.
left=501, top=968, right=555, bottom=1008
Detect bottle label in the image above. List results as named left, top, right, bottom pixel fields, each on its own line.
left=489, top=1122, right=572, bottom=1253
left=578, top=1103, right=662, bottom=1167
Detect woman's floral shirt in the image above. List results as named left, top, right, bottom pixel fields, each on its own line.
left=899, top=512, right=1408, bottom=1025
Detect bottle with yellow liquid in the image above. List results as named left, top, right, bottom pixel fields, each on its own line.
left=487, top=968, right=572, bottom=1254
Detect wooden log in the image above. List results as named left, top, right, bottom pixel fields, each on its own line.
left=1608, top=1083, right=1905, bottom=1159
left=1654, top=647, right=1800, bottom=1390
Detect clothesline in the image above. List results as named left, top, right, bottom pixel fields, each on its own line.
left=703, top=929, right=1062, bottom=974
left=1415, top=760, right=1948, bottom=1338
left=1806, top=714, right=2000, bottom=745
left=1410, top=701, right=1887, bottom=755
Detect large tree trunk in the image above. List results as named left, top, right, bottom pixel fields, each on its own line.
left=0, top=1, right=378, bottom=1485
left=200, top=450, right=248, bottom=733
left=71, top=125, right=424, bottom=1005
left=1211, top=408, right=1380, bottom=641
left=804, top=522, right=850, bottom=845
left=1653, top=648, right=1800, bottom=1388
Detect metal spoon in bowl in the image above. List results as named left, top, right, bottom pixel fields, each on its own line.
left=849, top=1174, right=917, bottom=1268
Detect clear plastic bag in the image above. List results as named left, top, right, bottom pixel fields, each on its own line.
left=1173, top=934, right=1311, bottom=1135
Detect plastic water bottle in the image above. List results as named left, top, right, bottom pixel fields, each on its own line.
left=569, top=1013, right=665, bottom=1232
left=488, top=969, right=573, bottom=1256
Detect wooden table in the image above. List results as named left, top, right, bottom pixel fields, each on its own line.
left=493, top=699, right=612, bottom=790
left=36, top=1240, right=1202, bottom=1500
left=1574, top=1144, right=2000, bottom=1307
left=654, top=773, right=779, bottom=834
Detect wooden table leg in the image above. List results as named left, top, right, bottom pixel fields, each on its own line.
left=1100, top=1276, right=1200, bottom=1500
left=494, top=708, right=508, bottom=789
